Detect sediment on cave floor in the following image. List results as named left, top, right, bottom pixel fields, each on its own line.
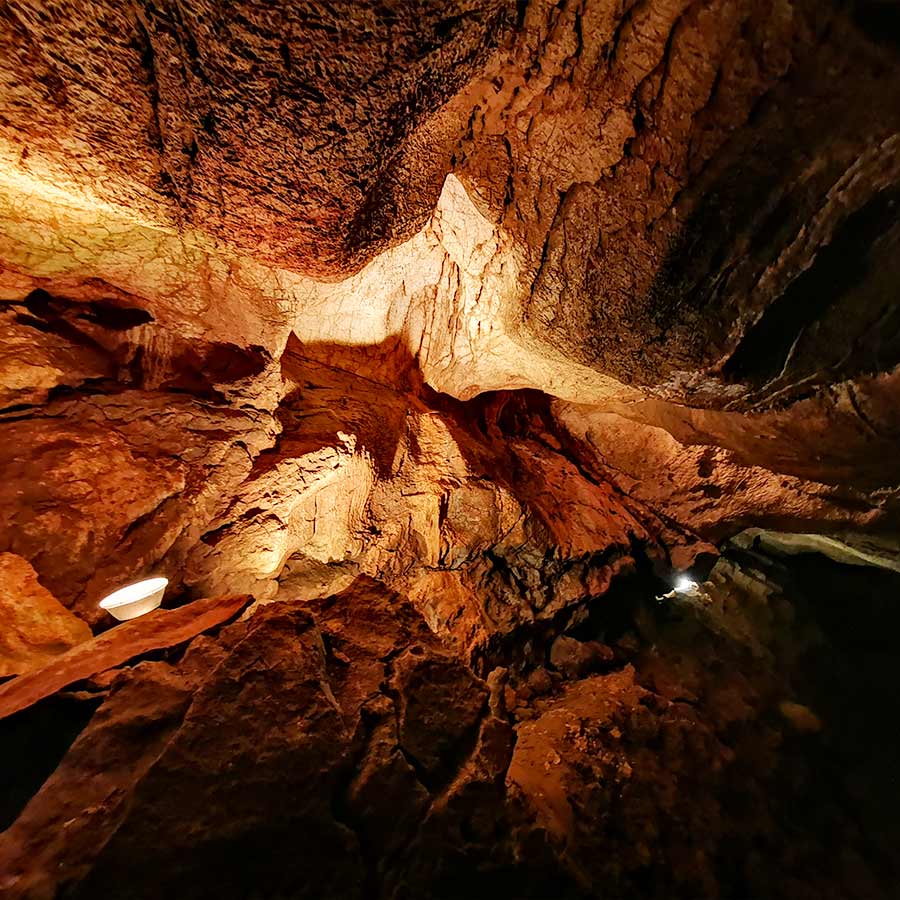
left=2, top=0, right=900, bottom=897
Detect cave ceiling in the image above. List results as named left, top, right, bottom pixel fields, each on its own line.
left=0, top=0, right=899, bottom=630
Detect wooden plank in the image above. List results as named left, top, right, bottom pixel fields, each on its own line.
left=0, top=595, right=252, bottom=721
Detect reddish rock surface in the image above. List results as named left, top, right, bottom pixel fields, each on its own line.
left=1, top=1, right=899, bottom=897
left=0, top=553, right=91, bottom=678
left=1, top=0, right=898, bottom=633
left=0, top=593, right=251, bottom=720
left=0, top=579, right=513, bottom=900
left=1, top=564, right=897, bottom=899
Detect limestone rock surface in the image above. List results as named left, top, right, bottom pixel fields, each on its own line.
left=1, top=559, right=897, bottom=899
left=0, top=553, right=91, bottom=677
left=0, top=0, right=898, bottom=632
left=0, top=579, right=513, bottom=900
left=1, top=3, right=900, bottom=896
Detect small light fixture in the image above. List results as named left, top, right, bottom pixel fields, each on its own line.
left=99, top=577, right=168, bottom=621
left=674, top=575, right=697, bottom=593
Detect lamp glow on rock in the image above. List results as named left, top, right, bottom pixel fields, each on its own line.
left=99, top=577, right=168, bottom=621
left=674, top=575, right=698, bottom=593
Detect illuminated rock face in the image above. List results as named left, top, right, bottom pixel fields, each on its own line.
left=0, top=554, right=91, bottom=677
left=1, top=2, right=898, bottom=633
left=1, top=0, right=900, bottom=896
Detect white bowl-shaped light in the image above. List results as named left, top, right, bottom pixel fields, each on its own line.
left=99, top=577, right=168, bottom=621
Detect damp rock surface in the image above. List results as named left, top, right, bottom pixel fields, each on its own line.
left=1, top=1, right=899, bottom=897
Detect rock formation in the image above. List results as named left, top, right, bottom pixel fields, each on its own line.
left=0, top=553, right=91, bottom=677
left=1, top=0, right=899, bottom=896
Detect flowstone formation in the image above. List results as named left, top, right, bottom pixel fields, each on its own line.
left=1, top=0, right=899, bottom=897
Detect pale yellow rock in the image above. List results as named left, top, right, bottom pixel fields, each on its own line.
left=0, top=553, right=92, bottom=677
left=779, top=701, right=824, bottom=735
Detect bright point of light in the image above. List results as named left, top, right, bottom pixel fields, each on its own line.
left=99, top=577, right=168, bottom=621
left=674, top=575, right=697, bottom=593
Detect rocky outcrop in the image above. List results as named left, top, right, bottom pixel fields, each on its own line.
left=1, top=3, right=899, bottom=896
left=731, top=527, right=900, bottom=574
left=0, top=390, right=278, bottom=624
left=8, top=330, right=893, bottom=660
left=2, top=559, right=898, bottom=899
left=0, top=579, right=513, bottom=899
left=502, top=552, right=900, bottom=899
left=0, top=593, right=251, bottom=719
left=0, top=553, right=91, bottom=677
left=1, top=0, right=898, bottom=418
left=1, top=0, right=899, bottom=640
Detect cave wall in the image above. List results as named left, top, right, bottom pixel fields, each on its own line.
left=3, top=559, right=899, bottom=899
left=1, top=0, right=899, bottom=637
left=1, top=2, right=900, bottom=897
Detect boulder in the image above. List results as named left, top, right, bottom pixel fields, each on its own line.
left=0, top=578, right=513, bottom=900
left=0, top=553, right=91, bottom=678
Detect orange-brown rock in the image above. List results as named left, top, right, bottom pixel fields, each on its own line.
left=0, top=578, right=513, bottom=900
left=1, top=2, right=900, bottom=897
left=0, top=391, right=277, bottom=623
left=0, top=553, right=91, bottom=678
left=0, top=0, right=898, bottom=636
left=1, top=560, right=897, bottom=899
left=0, top=593, right=251, bottom=720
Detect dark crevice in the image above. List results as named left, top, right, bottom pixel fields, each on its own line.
left=0, top=694, right=102, bottom=831
left=723, top=185, right=900, bottom=388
